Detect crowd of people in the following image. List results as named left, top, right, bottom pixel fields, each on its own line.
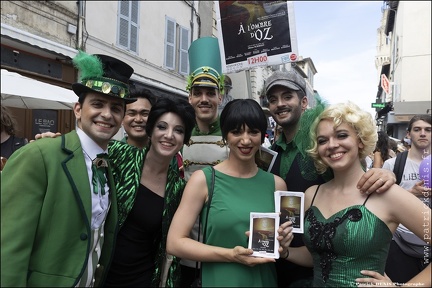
left=1, top=37, right=431, bottom=288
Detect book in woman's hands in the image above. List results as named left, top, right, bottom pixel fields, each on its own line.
left=274, top=191, right=304, bottom=233
left=248, top=212, right=280, bottom=259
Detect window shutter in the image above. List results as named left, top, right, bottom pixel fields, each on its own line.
left=119, top=1, right=130, bottom=48
left=120, top=1, right=129, bottom=16
left=164, top=17, right=176, bottom=69
left=130, top=1, right=139, bottom=52
left=118, top=1, right=139, bottom=53
left=179, top=26, right=190, bottom=74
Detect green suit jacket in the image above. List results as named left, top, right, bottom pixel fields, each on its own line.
left=1, top=130, right=118, bottom=287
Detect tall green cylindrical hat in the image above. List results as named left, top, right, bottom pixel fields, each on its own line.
left=186, top=37, right=224, bottom=92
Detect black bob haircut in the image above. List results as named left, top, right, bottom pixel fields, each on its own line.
left=220, top=99, right=267, bottom=143
left=145, top=96, right=196, bottom=144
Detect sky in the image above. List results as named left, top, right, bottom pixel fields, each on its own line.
left=292, top=1, right=383, bottom=117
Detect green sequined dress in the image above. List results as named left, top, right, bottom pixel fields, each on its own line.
left=200, top=167, right=278, bottom=287
left=303, top=185, right=392, bottom=287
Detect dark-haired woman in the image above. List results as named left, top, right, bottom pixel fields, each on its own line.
left=372, top=131, right=396, bottom=168
left=104, top=97, right=196, bottom=287
left=167, top=99, right=292, bottom=287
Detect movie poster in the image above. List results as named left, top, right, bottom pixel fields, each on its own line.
left=215, top=1, right=299, bottom=73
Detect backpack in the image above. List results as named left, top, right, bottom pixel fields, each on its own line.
left=393, top=150, right=408, bottom=185
left=391, top=150, right=430, bottom=258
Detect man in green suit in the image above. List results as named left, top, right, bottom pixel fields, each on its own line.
left=1, top=52, right=136, bottom=287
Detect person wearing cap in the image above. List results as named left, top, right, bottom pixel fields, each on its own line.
left=180, top=36, right=230, bottom=286
left=183, top=36, right=229, bottom=182
left=1, top=51, right=135, bottom=287
left=218, top=75, right=235, bottom=115
left=264, top=70, right=398, bottom=287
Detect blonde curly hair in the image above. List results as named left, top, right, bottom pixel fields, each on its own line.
left=307, top=101, right=378, bottom=174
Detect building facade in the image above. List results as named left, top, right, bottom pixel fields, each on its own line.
left=1, top=1, right=79, bottom=140
left=375, top=1, right=431, bottom=138
left=1, top=1, right=216, bottom=140
left=1, top=1, right=319, bottom=141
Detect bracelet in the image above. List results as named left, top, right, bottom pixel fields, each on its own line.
left=282, top=249, right=289, bottom=260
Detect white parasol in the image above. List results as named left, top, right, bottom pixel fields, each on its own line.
left=1, top=69, right=77, bottom=110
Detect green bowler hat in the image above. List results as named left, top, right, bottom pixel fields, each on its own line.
left=186, top=37, right=225, bottom=93
left=71, top=51, right=136, bottom=103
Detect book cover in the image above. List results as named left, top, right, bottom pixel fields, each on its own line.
left=248, top=212, right=280, bottom=259
left=274, top=191, right=304, bottom=233
left=255, top=146, right=278, bottom=172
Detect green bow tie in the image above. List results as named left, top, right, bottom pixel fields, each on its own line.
left=92, top=153, right=109, bottom=195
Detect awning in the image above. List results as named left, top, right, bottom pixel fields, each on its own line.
left=1, top=23, right=78, bottom=59
left=1, top=69, right=77, bottom=110
left=393, top=101, right=431, bottom=114
left=130, top=74, right=188, bottom=99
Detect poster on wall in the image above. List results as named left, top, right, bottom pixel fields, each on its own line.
left=215, top=1, right=299, bottom=73
left=32, top=109, right=58, bottom=137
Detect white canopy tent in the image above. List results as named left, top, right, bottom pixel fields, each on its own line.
left=1, top=69, right=77, bottom=110
left=389, top=136, right=402, bottom=144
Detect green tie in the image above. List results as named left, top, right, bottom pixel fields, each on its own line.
left=92, top=153, right=108, bottom=195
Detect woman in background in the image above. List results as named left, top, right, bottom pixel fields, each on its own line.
left=1, top=106, right=28, bottom=161
left=372, top=131, right=396, bottom=168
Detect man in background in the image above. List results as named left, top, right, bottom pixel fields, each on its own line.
left=218, top=75, right=234, bottom=115
left=180, top=36, right=230, bottom=287
left=121, top=88, right=156, bottom=149
left=383, top=114, right=431, bottom=284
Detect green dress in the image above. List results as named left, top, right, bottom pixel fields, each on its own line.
left=201, top=167, right=277, bottom=287
left=304, top=185, right=392, bottom=287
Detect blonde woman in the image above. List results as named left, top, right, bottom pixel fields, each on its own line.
left=283, top=102, right=430, bottom=287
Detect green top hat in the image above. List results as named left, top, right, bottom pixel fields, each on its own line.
left=71, top=51, right=136, bottom=103
left=186, top=37, right=225, bottom=93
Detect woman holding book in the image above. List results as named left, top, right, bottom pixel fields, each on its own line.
left=283, top=102, right=431, bottom=287
left=167, top=99, right=291, bottom=287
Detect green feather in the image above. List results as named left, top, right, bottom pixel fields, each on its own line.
left=72, top=50, right=104, bottom=81
left=219, top=74, right=225, bottom=95
left=186, top=74, right=194, bottom=91
left=294, top=93, right=328, bottom=157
